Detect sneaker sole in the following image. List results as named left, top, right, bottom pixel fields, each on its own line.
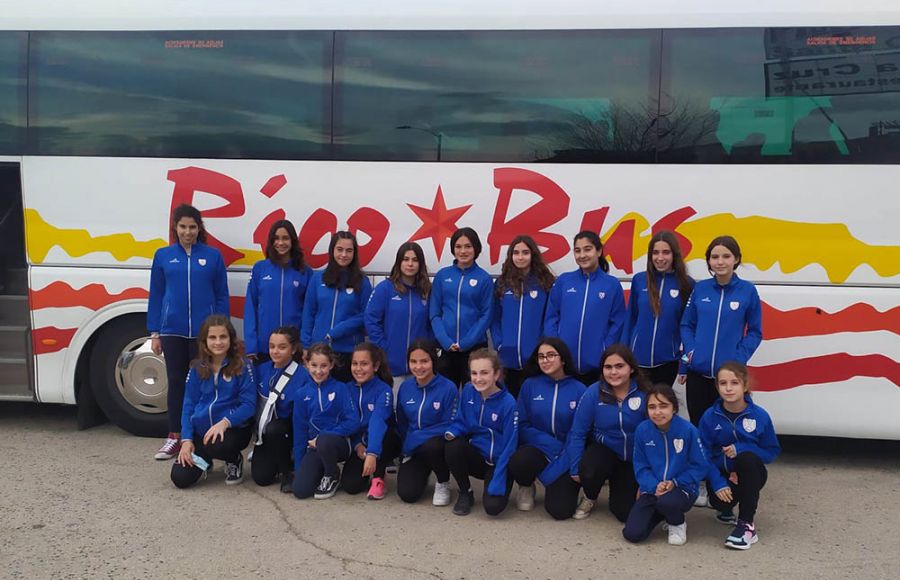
left=432, top=496, right=452, bottom=506
left=314, top=489, right=338, bottom=499
left=517, top=503, right=534, bottom=511
left=367, top=494, right=385, bottom=500
left=725, top=535, right=758, bottom=550
left=225, top=476, right=244, bottom=486
left=572, top=512, right=591, bottom=520
left=154, top=453, right=177, bottom=460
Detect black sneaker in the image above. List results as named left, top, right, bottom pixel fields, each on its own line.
left=453, top=489, right=475, bottom=516
left=225, top=454, right=244, bottom=485
left=314, top=475, right=340, bottom=499
left=280, top=472, right=294, bottom=494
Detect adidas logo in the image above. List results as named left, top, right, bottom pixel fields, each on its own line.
left=262, top=275, right=273, bottom=281
left=444, top=277, right=453, bottom=282
left=467, top=400, right=475, bottom=405
left=169, top=258, right=180, bottom=263
left=533, top=394, right=545, bottom=401
left=645, top=440, right=656, bottom=447
left=714, top=424, right=722, bottom=431
left=391, top=296, right=402, bottom=301
left=566, top=287, right=577, bottom=293
left=701, top=297, right=711, bottom=303
left=405, top=398, right=416, bottom=405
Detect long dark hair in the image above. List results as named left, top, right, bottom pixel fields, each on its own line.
left=270, top=325, right=302, bottom=363
left=388, top=242, right=431, bottom=300
left=170, top=203, right=208, bottom=244
left=451, top=227, right=482, bottom=260
left=322, top=231, right=364, bottom=292
left=645, top=231, right=693, bottom=316
left=523, top=337, right=576, bottom=379
left=353, top=342, right=393, bottom=385
left=407, top=339, right=439, bottom=373
left=193, top=314, right=244, bottom=380
left=573, top=230, right=609, bottom=273
left=265, top=219, right=305, bottom=271
left=494, top=235, right=555, bottom=298
left=597, top=344, right=649, bottom=398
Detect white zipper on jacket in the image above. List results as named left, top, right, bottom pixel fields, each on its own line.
left=317, top=384, right=324, bottom=412
left=358, top=385, right=364, bottom=421
left=416, top=385, right=427, bottom=429
left=479, top=398, right=495, bottom=464
left=330, top=287, right=340, bottom=336
left=455, top=273, right=464, bottom=344
left=710, top=287, right=725, bottom=377
left=618, top=400, right=627, bottom=458
left=279, top=268, right=284, bottom=324
left=209, top=369, right=219, bottom=429
left=407, top=290, right=413, bottom=355
left=662, top=431, right=670, bottom=481
left=516, top=288, right=524, bottom=369
left=551, top=382, right=559, bottom=437
left=650, top=275, right=664, bottom=366
left=577, top=275, right=591, bottom=372
left=187, top=252, right=193, bottom=337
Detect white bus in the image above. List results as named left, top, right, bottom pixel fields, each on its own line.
left=0, top=0, right=897, bottom=438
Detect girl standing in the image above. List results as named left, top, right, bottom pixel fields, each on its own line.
left=622, top=383, right=707, bottom=546
left=567, top=345, right=648, bottom=522
left=699, top=361, right=780, bottom=550
left=545, top=231, right=626, bottom=386
left=491, top=235, right=555, bottom=397
left=444, top=349, right=518, bottom=516
left=396, top=340, right=459, bottom=506
left=170, top=315, right=255, bottom=488
left=429, top=227, right=493, bottom=387
left=507, top=338, right=585, bottom=519
left=365, top=242, right=433, bottom=383
left=243, top=220, right=311, bottom=364
left=623, top=231, right=694, bottom=386
left=149, top=203, right=229, bottom=460
left=302, top=231, right=372, bottom=382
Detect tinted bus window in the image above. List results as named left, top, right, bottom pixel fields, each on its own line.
left=334, top=30, right=660, bottom=162
left=29, top=31, right=332, bottom=159
left=0, top=32, right=27, bottom=155
left=659, top=27, right=900, bottom=163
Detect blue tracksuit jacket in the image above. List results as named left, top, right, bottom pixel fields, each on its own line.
left=348, top=377, right=395, bottom=458
left=491, top=277, right=549, bottom=371
left=255, top=360, right=310, bottom=420
left=624, top=271, right=694, bottom=368
left=301, top=270, right=373, bottom=352
left=680, top=274, right=763, bottom=378
left=445, top=384, right=518, bottom=496
left=396, top=374, right=459, bottom=456
left=516, top=374, right=587, bottom=484
left=147, top=242, right=229, bottom=337
left=544, top=268, right=626, bottom=374
left=291, top=376, right=361, bottom=470
left=243, top=259, right=311, bottom=356
left=429, top=262, right=493, bottom=351
left=181, top=359, right=256, bottom=441
left=632, top=415, right=708, bottom=496
left=364, top=279, right=433, bottom=376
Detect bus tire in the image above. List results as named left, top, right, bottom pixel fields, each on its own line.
left=89, top=315, right=168, bottom=437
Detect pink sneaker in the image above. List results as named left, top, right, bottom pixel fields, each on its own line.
left=154, top=436, right=181, bottom=460
left=367, top=477, right=386, bottom=500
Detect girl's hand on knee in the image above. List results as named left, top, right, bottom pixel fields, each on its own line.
left=177, top=440, right=195, bottom=467
left=722, top=444, right=737, bottom=459
left=355, top=444, right=367, bottom=460
left=715, top=487, right=733, bottom=503
left=362, top=455, right=377, bottom=477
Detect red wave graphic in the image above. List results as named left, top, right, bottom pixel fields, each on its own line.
left=31, top=282, right=148, bottom=311
left=762, top=303, right=899, bottom=340
left=32, top=326, right=77, bottom=355
left=230, top=296, right=245, bottom=319
left=750, top=353, right=900, bottom=392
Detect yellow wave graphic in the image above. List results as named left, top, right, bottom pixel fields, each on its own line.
left=232, top=251, right=264, bottom=267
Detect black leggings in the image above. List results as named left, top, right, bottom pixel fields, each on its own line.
left=251, top=418, right=293, bottom=486
left=170, top=425, right=252, bottom=489
left=160, top=335, right=198, bottom=434
left=293, top=434, right=351, bottom=499
left=642, top=361, right=679, bottom=387
left=579, top=441, right=638, bottom=522
left=686, top=372, right=718, bottom=426
left=503, top=368, right=525, bottom=399
left=445, top=437, right=512, bottom=516
left=508, top=445, right=581, bottom=520
left=573, top=369, right=601, bottom=388
left=341, top=430, right=403, bottom=495
left=330, top=352, right=353, bottom=383
left=707, top=452, right=769, bottom=523
left=397, top=436, right=451, bottom=503
left=440, top=344, right=488, bottom=387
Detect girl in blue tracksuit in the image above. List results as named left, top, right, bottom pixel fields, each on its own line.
left=567, top=344, right=649, bottom=523
left=342, top=343, right=402, bottom=501
left=396, top=339, right=459, bottom=506
left=700, top=361, right=780, bottom=550
left=623, top=383, right=707, bottom=545
left=444, top=349, right=518, bottom=516
left=429, top=227, right=493, bottom=387
left=508, top=337, right=585, bottom=519
left=491, top=235, right=555, bottom=398
left=302, top=231, right=372, bottom=383
left=251, top=326, right=310, bottom=492
left=624, top=230, right=694, bottom=387
left=148, top=203, right=230, bottom=461
left=170, top=315, right=255, bottom=489
left=365, top=242, right=433, bottom=381
left=243, top=219, right=311, bottom=363
left=545, top=230, right=626, bottom=386
left=680, top=235, right=762, bottom=426
left=291, top=343, right=361, bottom=500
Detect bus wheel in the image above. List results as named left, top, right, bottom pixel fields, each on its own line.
left=89, top=315, right=168, bottom=437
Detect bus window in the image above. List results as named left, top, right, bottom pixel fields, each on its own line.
left=0, top=32, right=27, bottom=155
left=28, top=31, right=333, bottom=159
left=334, top=29, right=660, bottom=163
left=659, top=26, right=900, bottom=164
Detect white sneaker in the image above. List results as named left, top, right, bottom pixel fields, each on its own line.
left=573, top=496, right=595, bottom=520
left=432, top=481, right=452, bottom=506
left=516, top=485, right=535, bottom=511
left=694, top=485, right=709, bottom=507
left=668, top=522, right=687, bottom=546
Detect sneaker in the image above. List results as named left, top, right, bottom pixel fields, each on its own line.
left=314, top=475, right=339, bottom=499
left=367, top=477, right=386, bottom=500
left=154, top=436, right=181, bottom=460
left=224, top=455, right=244, bottom=485
left=432, top=481, right=452, bottom=506
left=573, top=496, right=595, bottom=520
left=716, top=510, right=738, bottom=526
left=694, top=485, right=709, bottom=507
left=280, top=472, right=294, bottom=494
left=668, top=522, right=687, bottom=546
left=516, top=484, right=535, bottom=511
left=453, top=489, right=475, bottom=516
left=725, top=521, right=758, bottom=550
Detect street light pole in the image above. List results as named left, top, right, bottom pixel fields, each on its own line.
left=396, top=125, right=443, bottom=162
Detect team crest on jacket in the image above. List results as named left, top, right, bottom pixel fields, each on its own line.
left=433, top=401, right=441, bottom=410
left=469, top=279, right=478, bottom=287
left=293, top=280, right=300, bottom=287
left=328, top=392, right=336, bottom=401
left=346, top=288, right=354, bottom=294
left=569, top=400, right=577, bottom=410
left=730, top=301, right=740, bottom=310
left=628, top=397, right=642, bottom=411
left=367, top=403, right=375, bottom=412
left=670, top=289, right=679, bottom=298
left=742, top=418, right=757, bottom=433
left=529, top=290, right=538, bottom=299
left=198, top=258, right=207, bottom=266
left=598, top=291, right=606, bottom=299
left=673, top=438, right=684, bottom=454
left=491, top=412, right=498, bottom=422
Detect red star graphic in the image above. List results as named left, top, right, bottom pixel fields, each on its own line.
left=407, top=186, right=472, bottom=260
